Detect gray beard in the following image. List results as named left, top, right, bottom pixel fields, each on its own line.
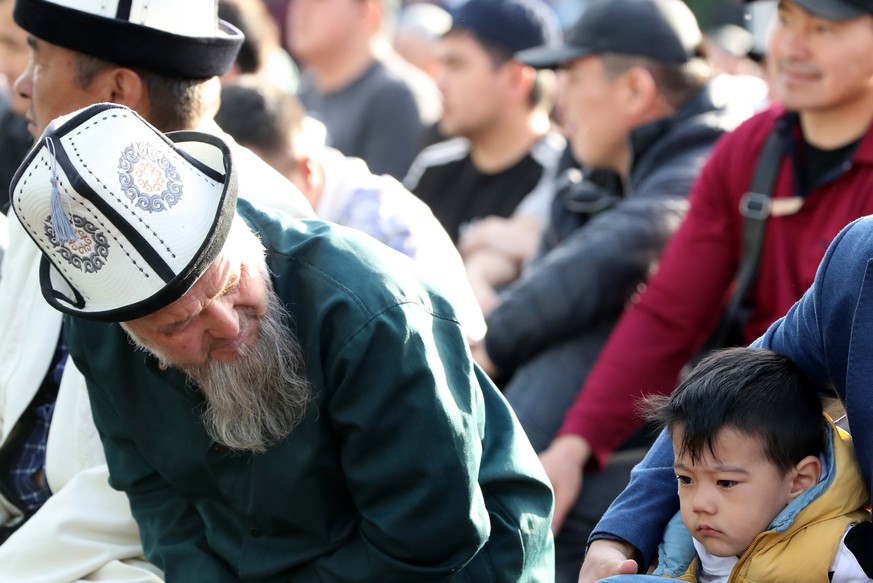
left=130, top=288, right=312, bottom=453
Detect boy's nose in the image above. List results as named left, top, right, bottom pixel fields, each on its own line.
left=691, top=486, right=716, bottom=514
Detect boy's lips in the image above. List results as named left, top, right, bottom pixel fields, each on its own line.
left=697, top=525, right=722, bottom=537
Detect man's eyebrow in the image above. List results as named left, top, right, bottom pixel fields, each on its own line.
left=157, top=315, right=195, bottom=335
left=218, top=272, right=241, bottom=297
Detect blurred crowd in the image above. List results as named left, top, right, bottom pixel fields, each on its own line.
left=3, top=0, right=873, bottom=581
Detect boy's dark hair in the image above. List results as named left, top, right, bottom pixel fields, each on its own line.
left=645, top=347, right=826, bottom=476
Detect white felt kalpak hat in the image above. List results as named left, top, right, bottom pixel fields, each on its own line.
left=14, top=0, right=244, bottom=78
left=10, top=102, right=239, bottom=322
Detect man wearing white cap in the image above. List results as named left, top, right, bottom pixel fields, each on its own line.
left=0, top=0, right=313, bottom=580
left=11, top=102, right=555, bottom=582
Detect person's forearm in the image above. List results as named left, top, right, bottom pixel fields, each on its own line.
left=586, top=539, right=640, bottom=564
left=576, top=539, right=642, bottom=583
left=588, top=429, right=679, bottom=566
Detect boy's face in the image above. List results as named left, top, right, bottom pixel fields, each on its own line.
left=672, top=426, right=798, bottom=557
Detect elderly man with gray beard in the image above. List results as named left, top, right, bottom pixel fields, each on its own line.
left=10, top=102, right=555, bottom=582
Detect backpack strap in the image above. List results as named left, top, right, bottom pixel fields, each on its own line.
left=707, top=129, right=783, bottom=349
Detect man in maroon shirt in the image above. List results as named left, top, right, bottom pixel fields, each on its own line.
left=534, top=0, right=873, bottom=577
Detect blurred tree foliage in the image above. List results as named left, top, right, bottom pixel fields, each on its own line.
left=684, top=0, right=746, bottom=32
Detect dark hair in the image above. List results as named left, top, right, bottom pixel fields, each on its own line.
left=72, top=54, right=210, bottom=132
left=214, top=78, right=305, bottom=159
left=645, top=347, right=826, bottom=476
left=600, top=52, right=711, bottom=113
left=218, top=0, right=280, bottom=75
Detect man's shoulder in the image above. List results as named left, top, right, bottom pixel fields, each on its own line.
left=350, top=55, right=435, bottom=102
left=403, top=138, right=470, bottom=191
left=410, top=138, right=470, bottom=171
left=694, top=105, right=784, bottom=168
left=825, top=216, right=873, bottom=271
left=647, top=105, right=783, bottom=195
left=239, top=200, right=447, bottom=308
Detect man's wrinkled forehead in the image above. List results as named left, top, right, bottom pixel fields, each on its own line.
left=127, top=255, right=238, bottom=333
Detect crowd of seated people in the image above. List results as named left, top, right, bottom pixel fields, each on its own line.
left=2, top=0, right=872, bottom=581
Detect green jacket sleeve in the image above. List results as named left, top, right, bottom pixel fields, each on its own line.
left=293, top=302, right=491, bottom=581
left=66, top=321, right=240, bottom=582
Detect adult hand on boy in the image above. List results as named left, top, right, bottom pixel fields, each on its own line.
left=577, top=539, right=639, bottom=583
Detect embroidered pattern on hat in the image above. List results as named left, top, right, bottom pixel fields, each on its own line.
left=44, top=214, right=109, bottom=274
left=118, top=142, right=183, bottom=213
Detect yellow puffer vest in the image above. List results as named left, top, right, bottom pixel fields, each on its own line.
left=675, top=423, right=870, bottom=583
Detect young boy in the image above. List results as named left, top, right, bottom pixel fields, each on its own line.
left=602, top=347, right=871, bottom=582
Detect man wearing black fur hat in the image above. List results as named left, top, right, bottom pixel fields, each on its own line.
left=0, top=1, right=313, bottom=580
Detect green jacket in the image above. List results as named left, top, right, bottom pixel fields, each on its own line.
left=65, top=201, right=554, bottom=582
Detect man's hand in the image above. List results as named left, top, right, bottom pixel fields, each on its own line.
left=577, top=539, right=639, bottom=583
left=538, top=434, right=591, bottom=533
left=458, top=215, right=540, bottom=263
left=470, top=339, right=498, bottom=379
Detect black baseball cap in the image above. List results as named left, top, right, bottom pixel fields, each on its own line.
left=450, top=0, right=562, bottom=54
left=517, top=0, right=702, bottom=69
left=749, top=0, right=873, bottom=20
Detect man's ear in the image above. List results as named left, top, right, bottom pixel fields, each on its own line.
left=502, top=61, right=536, bottom=105
left=622, top=66, right=661, bottom=117
left=288, top=154, right=323, bottom=210
left=788, top=455, right=821, bottom=501
left=106, top=67, right=147, bottom=111
left=304, top=156, right=325, bottom=196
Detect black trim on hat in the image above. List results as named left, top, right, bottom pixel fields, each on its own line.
left=116, top=0, right=133, bottom=20
left=168, top=132, right=227, bottom=183
left=40, top=255, right=87, bottom=311
left=109, top=132, right=239, bottom=322
left=62, top=131, right=237, bottom=322
left=12, top=103, right=240, bottom=322
left=14, top=0, right=244, bottom=78
left=52, top=136, right=178, bottom=283
left=52, top=102, right=124, bottom=140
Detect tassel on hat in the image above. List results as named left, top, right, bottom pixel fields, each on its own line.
left=9, top=103, right=239, bottom=322
left=45, top=137, right=78, bottom=243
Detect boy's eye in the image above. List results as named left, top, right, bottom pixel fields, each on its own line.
left=676, top=475, right=692, bottom=486
left=717, top=480, right=738, bottom=489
